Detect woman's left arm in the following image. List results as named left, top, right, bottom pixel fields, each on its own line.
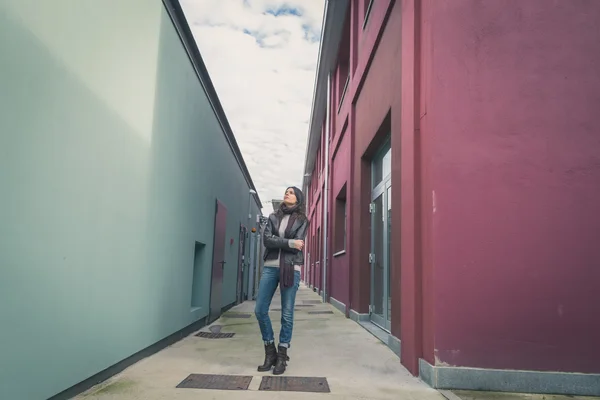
left=287, top=219, right=309, bottom=254
left=296, top=219, right=309, bottom=240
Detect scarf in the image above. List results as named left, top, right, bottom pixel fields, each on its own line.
left=279, top=186, right=304, bottom=288
left=279, top=212, right=298, bottom=288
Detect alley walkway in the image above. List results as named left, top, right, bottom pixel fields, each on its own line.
left=75, top=283, right=443, bottom=399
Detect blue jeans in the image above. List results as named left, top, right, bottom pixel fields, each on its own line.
left=254, top=267, right=301, bottom=347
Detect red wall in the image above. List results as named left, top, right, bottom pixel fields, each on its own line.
left=427, top=0, right=600, bottom=373
left=305, top=0, right=600, bottom=378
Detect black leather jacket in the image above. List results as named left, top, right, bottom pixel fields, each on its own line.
left=263, top=212, right=309, bottom=266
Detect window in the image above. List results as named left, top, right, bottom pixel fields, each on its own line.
left=372, top=145, right=391, bottom=188
left=338, top=74, right=350, bottom=113
left=317, top=227, right=321, bottom=263
left=334, top=184, right=347, bottom=254
left=337, top=6, right=351, bottom=113
left=317, top=146, right=322, bottom=178
left=363, top=0, right=374, bottom=29
left=322, top=131, right=326, bottom=174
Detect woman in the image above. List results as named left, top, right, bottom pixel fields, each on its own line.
left=255, top=186, right=309, bottom=375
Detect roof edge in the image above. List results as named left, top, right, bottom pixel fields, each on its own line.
left=302, top=0, right=349, bottom=189
left=162, top=0, right=262, bottom=209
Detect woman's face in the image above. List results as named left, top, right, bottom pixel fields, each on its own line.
left=283, top=188, right=297, bottom=206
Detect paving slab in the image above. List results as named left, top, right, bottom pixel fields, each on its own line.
left=75, top=283, right=443, bottom=400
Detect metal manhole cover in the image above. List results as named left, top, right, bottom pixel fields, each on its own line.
left=195, top=332, right=235, bottom=339
left=176, top=374, right=252, bottom=390
left=259, top=376, right=330, bottom=393
left=223, top=313, right=252, bottom=318
left=302, top=300, right=322, bottom=305
left=308, top=311, right=334, bottom=315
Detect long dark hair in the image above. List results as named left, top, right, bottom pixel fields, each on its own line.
left=276, top=186, right=307, bottom=221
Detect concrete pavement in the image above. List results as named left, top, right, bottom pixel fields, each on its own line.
left=75, top=283, right=444, bottom=399
left=74, top=284, right=598, bottom=400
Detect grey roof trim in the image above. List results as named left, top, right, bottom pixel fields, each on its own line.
left=271, top=199, right=283, bottom=212
left=302, top=0, right=349, bottom=189
left=162, top=0, right=262, bottom=210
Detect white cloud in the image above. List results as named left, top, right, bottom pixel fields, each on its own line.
left=180, top=0, right=324, bottom=207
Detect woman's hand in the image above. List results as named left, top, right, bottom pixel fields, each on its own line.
left=291, top=239, right=304, bottom=250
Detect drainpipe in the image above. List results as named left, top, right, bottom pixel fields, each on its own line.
left=247, top=189, right=257, bottom=301
left=322, top=72, right=331, bottom=303
left=303, top=172, right=312, bottom=286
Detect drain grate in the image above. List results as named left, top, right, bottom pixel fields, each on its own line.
left=195, top=332, right=235, bottom=339
left=302, top=300, right=322, bottom=305
left=308, top=311, right=334, bottom=315
left=270, top=308, right=300, bottom=311
left=223, top=313, right=252, bottom=318
left=295, top=304, right=315, bottom=308
left=176, top=374, right=252, bottom=390
left=259, top=376, right=330, bottom=393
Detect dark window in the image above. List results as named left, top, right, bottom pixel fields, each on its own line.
left=334, top=184, right=347, bottom=253
left=363, top=0, right=374, bottom=29
left=337, top=7, right=351, bottom=112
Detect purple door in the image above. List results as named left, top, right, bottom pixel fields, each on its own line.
left=209, top=199, right=227, bottom=322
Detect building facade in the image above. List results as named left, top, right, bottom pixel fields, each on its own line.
left=0, top=1, right=262, bottom=399
left=302, top=0, right=600, bottom=396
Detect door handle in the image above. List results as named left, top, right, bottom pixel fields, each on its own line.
left=218, top=261, right=226, bottom=268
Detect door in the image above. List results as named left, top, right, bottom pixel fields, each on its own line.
left=370, top=143, right=392, bottom=331
left=316, top=227, right=321, bottom=292
left=209, top=199, right=227, bottom=323
left=247, top=232, right=256, bottom=300
left=236, top=225, right=246, bottom=304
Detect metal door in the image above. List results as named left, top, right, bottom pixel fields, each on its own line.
left=369, top=143, right=392, bottom=332
left=247, top=231, right=256, bottom=300
left=209, top=199, right=228, bottom=323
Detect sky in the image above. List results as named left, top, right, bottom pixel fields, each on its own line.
left=180, top=0, right=325, bottom=207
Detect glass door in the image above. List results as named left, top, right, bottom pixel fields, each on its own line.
left=370, top=192, right=386, bottom=328
left=386, top=184, right=392, bottom=327
left=370, top=142, right=391, bottom=332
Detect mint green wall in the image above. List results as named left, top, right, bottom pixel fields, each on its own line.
left=0, top=1, right=261, bottom=399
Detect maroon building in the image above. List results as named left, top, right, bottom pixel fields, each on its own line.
left=302, top=0, right=600, bottom=396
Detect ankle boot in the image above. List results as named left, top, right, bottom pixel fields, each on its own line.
left=257, top=343, right=277, bottom=372
left=273, top=345, right=289, bottom=375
